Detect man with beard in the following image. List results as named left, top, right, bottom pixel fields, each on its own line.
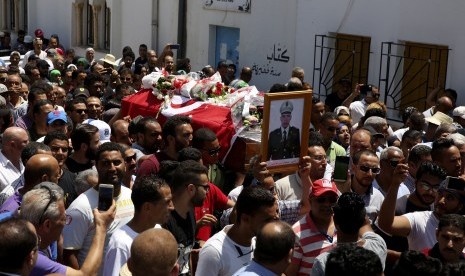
left=164, top=160, right=209, bottom=275
left=138, top=115, right=193, bottom=176
left=120, top=144, right=136, bottom=189
left=63, top=143, right=135, bottom=272
left=131, top=116, right=162, bottom=156
left=196, top=185, right=279, bottom=276
left=350, top=149, right=385, bottom=223
left=396, top=161, right=446, bottom=215
left=44, top=131, right=78, bottom=208
left=65, top=124, right=100, bottom=174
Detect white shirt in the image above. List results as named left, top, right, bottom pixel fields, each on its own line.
left=0, top=150, right=24, bottom=192
left=349, top=99, right=368, bottom=124
left=403, top=210, right=438, bottom=251
left=21, top=50, right=47, bottom=68
left=196, top=225, right=255, bottom=276
left=103, top=224, right=138, bottom=276
left=63, top=186, right=134, bottom=274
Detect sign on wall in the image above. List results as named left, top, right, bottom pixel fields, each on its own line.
left=204, top=0, right=251, bottom=13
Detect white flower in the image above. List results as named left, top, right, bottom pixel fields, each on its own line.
left=157, top=94, right=163, bottom=100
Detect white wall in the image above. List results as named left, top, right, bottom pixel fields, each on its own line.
left=27, top=0, right=73, bottom=49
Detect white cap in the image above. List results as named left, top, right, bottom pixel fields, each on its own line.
left=453, top=106, right=465, bottom=119
left=83, top=119, right=111, bottom=144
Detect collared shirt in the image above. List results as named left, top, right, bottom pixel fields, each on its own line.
left=373, top=178, right=410, bottom=199
left=232, top=260, right=276, bottom=276
left=0, top=150, right=24, bottom=192
left=351, top=183, right=385, bottom=223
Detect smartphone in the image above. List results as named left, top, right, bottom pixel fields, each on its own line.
left=333, top=156, right=350, bottom=182
left=445, top=176, right=465, bottom=191
left=359, top=84, right=372, bottom=95
left=169, top=44, right=180, bottom=50
left=98, top=184, right=114, bottom=211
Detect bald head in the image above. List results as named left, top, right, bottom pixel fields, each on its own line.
left=111, top=120, right=131, bottom=146
left=240, top=67, right=252, bottom=83
left=24, top=154, right=60, bottom=189
left=436, top=96, right=454, bottom=114
left=129, top=228, right=178, bottom=276
left=253, top=221, right=296, bottom=265
left=2, top=127, right=29, bottom=147
left=350, top=129, right=372, bottom=157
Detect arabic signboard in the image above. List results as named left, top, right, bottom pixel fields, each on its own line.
left=203, top=0, right=251, bottom=13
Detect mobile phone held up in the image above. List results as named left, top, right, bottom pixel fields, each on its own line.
left=333, top=156, right=350, bottom=182
left=169, top=44, right=180, bottom=50
left=444, top=176, right=465, bottom=191
left=98, top=184, right=114, bottom=211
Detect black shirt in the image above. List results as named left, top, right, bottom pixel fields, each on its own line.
left=64, top=157, right=93, bottom=174
left=164, top=210, right=196, bottom=275
left=58, top=169, right=78, bottom=208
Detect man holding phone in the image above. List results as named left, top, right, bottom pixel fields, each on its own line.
left=349, top=84, right=381, bottom=124
left=63, top=143, right=135, bottom=273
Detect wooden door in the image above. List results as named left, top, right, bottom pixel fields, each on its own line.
left=401, top=42, right=448, bottom=111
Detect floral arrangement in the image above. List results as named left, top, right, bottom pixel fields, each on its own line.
left=152, top=76, right=175, bottom=100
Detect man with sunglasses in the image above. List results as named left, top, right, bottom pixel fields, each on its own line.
left=350, top=149, right=385, bottom=223
left=285, top=179, right=339, bottom=276
left=267, top=100, right=300, bottom=161
left=20, top=182, right=117, bottom=276
left=378, top=160, right=465, bottom=251
left=318, top=112, right=346, bottom=166
left=374, top=147, right=410, bottom=199
left=349, top=84, right=381, bottom=124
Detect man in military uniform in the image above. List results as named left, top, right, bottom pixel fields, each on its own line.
left=268, top=100, right=301, bottom=160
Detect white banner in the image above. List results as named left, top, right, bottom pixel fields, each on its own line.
left=203, top=0, right=251, bottom=13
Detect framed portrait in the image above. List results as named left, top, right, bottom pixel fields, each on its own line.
left=261, top=90, right=312, bottom=173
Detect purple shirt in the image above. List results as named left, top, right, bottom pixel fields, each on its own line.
left=14, top=114, right=33, bottom=130
left=0, top=191, right=21, bottom=213
left=31, top=251, right=67, bottom=275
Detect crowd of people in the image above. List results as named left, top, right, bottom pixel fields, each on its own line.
left=0, top=28, right=464, bottom=276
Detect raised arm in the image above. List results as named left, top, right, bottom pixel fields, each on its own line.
left=66, top=201, right=116, bottom=276
left=377, top=163, right=411, bottom=237
left=298, top=156, right=312, bottom=217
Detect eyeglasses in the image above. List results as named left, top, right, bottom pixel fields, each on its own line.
left=38, top=186, right=57, bottom=224
left=419, top=182, right=440, bottom=192
left=203, top=147, right=221, bottom=156
left=122, top=77, right=132, bottom=81
left=196, top=183, right=210, bottom=192
left=124, top=154, right=137, bottom=163
left=358, top=165, right=381, bottom=174
left=315, top=195, right=338, bottom=204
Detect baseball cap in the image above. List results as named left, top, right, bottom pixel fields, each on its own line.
left=74, top=87, right=90, bottom=98
left=47, top=110, right=67, bottom=125
left=452, top=106, right=465, bottom=120
left=363, top=125, right=385, bottom=138
left=46, top=48, right=57, bottom=57
left=310, top=179, right=339, bottom=197
left=34, top=29, right=44, bottom=37
left=425, top=111, right=453, bottom=126
left=83, top=119, right=111, bottom=143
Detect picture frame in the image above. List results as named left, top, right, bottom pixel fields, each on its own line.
left=261, top=90, right=312, bottom=173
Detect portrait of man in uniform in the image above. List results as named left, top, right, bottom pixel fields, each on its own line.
left=268, top=100, right=301, bottom=160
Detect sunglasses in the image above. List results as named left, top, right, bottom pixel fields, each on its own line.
left=358, top=165, right=381, bottom=174
left=75, top=109, right=87, bottom=114
left=389, top=159, right=400, bottom=168
left=204, top=147, right=221, bottom=156
left=125, top=154, right=137, bottom=163
left=315, top=196, right=338, bottom=204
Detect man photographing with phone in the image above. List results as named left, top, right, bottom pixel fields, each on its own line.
left=63, top=143, right=135, bottom=273
left=349, top=84, right=381, bottom=124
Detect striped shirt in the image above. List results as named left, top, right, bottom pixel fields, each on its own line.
left=291, top=214, right=337, bottom=275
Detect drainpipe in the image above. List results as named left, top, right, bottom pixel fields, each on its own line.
left=152, top=0, right=159, bottom=51
left=177, top=0, right=186, bottom=58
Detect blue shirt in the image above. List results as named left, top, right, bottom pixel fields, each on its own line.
left=232, top=260, right=277, bottom=276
